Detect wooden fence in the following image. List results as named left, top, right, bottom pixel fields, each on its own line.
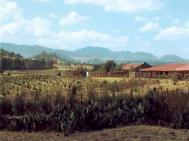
left=89, top=71, right=129, bottom=77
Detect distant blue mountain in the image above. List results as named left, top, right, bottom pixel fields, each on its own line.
left=1, top=42, right=188, bottom=64
left=0, top=42, right=76, bottom=63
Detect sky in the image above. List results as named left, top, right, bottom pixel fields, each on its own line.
left=0, top=0, right=189, bottom=58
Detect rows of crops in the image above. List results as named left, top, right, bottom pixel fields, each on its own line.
left=1, top=71, right=189, bottom=99
left=0, top=73, right=138, bottom=96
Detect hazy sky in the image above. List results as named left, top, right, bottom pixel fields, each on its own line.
left=0, top=0, right=189, bottom=58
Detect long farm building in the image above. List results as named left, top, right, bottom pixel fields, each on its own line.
left=138, top=64, right=189, bottom=79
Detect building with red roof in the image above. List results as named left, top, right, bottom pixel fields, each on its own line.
left=122, top=63, right=151, bottom=71
left=122, top=62, right=151, bottom=77
left=139, top=63, right=189, bottom=79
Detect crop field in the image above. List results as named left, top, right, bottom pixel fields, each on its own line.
left=1, top=70, right=189, bottom=99
left=0, top=70, right=189, bottom=137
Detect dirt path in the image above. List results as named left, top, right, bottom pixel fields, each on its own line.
left=0, top=125, right=189, bottom=141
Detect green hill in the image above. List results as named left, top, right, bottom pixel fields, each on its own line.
left=0, top=42, right=75, bottom=63
left=0, top=49, right=54, bottom=71
left=1, top=42, right=188, bottom=64
left=32, top=52, right=76, bottom=64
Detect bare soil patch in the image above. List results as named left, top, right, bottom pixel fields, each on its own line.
left=0, top=125, right=189, bottom=141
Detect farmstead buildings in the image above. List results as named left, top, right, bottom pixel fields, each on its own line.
left=139, top=64, right=189, bottom=79
left=122, top=63, right=151, bottom=77
left=63, top=63, right=189, bottom=79
left=122, top=63, right=151, bottom=71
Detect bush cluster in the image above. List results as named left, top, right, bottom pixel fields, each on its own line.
left=0, top=89, right=189, bottom=134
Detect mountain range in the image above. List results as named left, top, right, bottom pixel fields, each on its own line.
left=1, top=42, right=188, bottom=64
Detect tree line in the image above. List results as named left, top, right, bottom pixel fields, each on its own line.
left=0, top=49, right=54, bottom=71
left=93, top=60, right=122, bottom=72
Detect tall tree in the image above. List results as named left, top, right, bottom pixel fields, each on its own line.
left=104, top=60, right=116, bottom=72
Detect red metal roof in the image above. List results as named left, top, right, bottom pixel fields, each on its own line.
left=122, top=64, right=142, bottom=71
left=140, top=64, right=189, bottom=72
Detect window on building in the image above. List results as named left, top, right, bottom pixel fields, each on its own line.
left=160, top=72, right=163, bottom=75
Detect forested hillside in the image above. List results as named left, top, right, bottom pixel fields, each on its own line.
left=0, top=49, right=54, bottom=71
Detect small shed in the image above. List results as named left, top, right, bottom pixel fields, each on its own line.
left=122, top=62, right=151, bottom=71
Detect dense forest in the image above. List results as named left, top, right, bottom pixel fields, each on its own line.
left=0, top=49, right=54, bottom=71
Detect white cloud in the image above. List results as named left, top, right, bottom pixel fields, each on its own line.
left=26, top=17, right=52, bottom=37
left=0, top=0, right=128, bottom=50
left=29, top=29, right=129, bottom=50
left=155, top=26, right=189, bottom=40
left=1, top=16, right=128, bottom=50
left=0, top=0, right=52, bottom=40
left=59, top=11, right=89, bottom=26
left=0, top=16, right=52, bottom=41
left=0, top=22, right=19, bottom=35
left=64, top=0, right=165, bottom=13
left=0, top=0, right=21, bottom=21
left=49, top=30, right=128, bottom=50
left=139, top=22, right=161, bottom=32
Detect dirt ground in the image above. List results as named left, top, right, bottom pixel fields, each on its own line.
left=0, top=125, right=189, bottom=141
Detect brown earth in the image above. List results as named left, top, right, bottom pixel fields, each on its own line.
left=0, top=125, right=189, bottom=141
